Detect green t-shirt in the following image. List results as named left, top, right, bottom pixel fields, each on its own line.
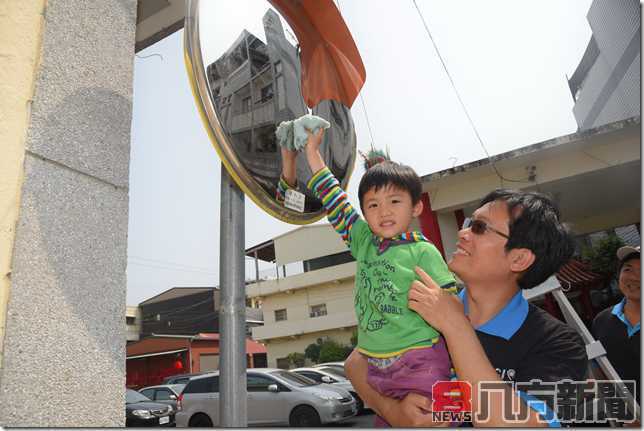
left=349, top=219, right=456, bottom=357
left=305, top=166, right=457, bottom=358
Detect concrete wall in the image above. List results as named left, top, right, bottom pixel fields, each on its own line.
left=0, top=0, right=136, bottom=426
left=572, top=0, right=640, bottom=130
left=0, top=0, right=47, bottom=372
left=274, top=224, right=348, bottom=266
left=252, top=278, right=357, bottom=341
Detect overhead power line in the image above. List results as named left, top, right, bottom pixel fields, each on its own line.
left=411, top=0, right=531, bottom=185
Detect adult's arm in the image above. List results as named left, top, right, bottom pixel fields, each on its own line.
left=408, top=267, right=551, bottom=427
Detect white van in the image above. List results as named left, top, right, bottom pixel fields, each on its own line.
left=175, top=368, right=357, bottom=427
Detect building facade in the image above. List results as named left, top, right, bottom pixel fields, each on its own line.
left=568, top=0, right=640, bottom=130
left=127, top=306, right=142, bottom=343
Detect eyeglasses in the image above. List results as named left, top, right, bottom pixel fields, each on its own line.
left=462, top=217, right=510, bottom=239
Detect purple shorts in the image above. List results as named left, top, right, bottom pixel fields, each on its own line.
left=366, top=338, right=452, bottom=427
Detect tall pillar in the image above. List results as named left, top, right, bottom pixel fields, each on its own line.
left=418, top=193, right=445, bottom=257
left=0, top=0, right=136, bottom=426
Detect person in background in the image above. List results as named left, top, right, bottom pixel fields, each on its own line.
left=592, top=245, right=640, bottom=391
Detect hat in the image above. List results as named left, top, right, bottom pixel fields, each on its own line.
left=617, top=245, right=640, bottom=261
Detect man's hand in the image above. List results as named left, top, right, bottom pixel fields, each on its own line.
left=408, top=267, right=466, bottom=334
left=382, top=393, right=449, bottom=427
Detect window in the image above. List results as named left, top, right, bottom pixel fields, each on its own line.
left=140, top=389, right=154, bottom=399
left=310, top=304, right=327, bottom=318
left=275, top=309, right=287, bottom=322
left=126, top=316, right=135, bottom=325
left=247, top=374, right=276, bottom=392
left=260, top=84, right=273, bottom=102
left=183, top=376, right=219, bottom=394
left=297, top=371, right=323, bottom=383
left=274, top=60, right=282, bottom=74
left=155, top=389, right=173, bottom=400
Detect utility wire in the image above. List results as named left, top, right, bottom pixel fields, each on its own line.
left=336, top=0, right=378, bottom=151
left=411, top=0, right=531, bottom=185
left=129, top=255, right=218, bottom=274
left=128, top=260, right=218, bottom=276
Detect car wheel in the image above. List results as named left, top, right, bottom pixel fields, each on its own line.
left=189, top=413, right=213, bottom=427
left=289, top=405, right=321, bottom=427
left=350, top=392, right=364, bottom=414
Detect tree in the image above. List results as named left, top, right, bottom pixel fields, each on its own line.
left=287, top=352, right=306, bottom=368
left=582, top=233, right=625, bottom=279
left=319, top=339, right=351, bottom=363
left=304, top=342, right=321, bottom=363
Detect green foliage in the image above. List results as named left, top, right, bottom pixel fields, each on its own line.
left=582, top=233, right=625, bottom=277
left=350, top=329, right=358, bottom=348
left=287, top=352, right=306, bottom=368
left=305, top=337, right=353, bottom=364
left=319, top=339, right=351, bottom=363
left=304, top=342, right=321, bottom=363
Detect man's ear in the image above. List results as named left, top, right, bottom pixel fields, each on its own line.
left=412, top=199, right=424, bottom=218
left=508, top=248, right=536, bottom=273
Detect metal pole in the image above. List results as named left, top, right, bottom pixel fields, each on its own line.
left=219, top=166, right=247, bottom=427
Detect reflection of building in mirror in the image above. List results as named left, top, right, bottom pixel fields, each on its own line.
left=206, top=9, right=307, bottom=198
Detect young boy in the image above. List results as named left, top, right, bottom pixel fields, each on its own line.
left=279, top=129, right=457, bottom=426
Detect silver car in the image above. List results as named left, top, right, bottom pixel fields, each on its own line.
left=292, top=366, right=368, bottom=413
left=139, top=384, right=185, bottom=412
left=175, top=368, right=357, bottom=427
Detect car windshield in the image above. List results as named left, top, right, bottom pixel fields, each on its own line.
left=126, top=389, right=151, bottom=404
left=270, top=370, right=317, bottom=387
left=319, top=367, right=347, bottom=379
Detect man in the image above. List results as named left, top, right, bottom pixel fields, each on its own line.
left=592, top=245, right=640, bottom=391
left=346, top=189, right=588, bottom=427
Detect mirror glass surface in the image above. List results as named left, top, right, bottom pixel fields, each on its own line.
left=185, top=0, right=359, bottom=223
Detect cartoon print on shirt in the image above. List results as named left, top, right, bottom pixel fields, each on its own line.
left=355, top=258, right=400, bottom=332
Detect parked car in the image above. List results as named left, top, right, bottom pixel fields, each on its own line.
left=292, top=367, right=367, bottom=413
left=125, top=388, right=175, bottom=427
left=139, top=384, right=185, bottom=412
left=314, top=362, right=346, bottom=375
left=175, top=368, right=357, bottom=427
left=162, top=372, right=205, bottom=385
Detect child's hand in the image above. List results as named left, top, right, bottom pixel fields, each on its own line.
left=280, top=146, right=298, bottom=188
left=305, top=128, right=325, bottom=155
left=304, top=128, right=326, bottom=173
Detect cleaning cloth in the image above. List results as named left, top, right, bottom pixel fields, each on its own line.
left=276, top=114, right=330, bottom=151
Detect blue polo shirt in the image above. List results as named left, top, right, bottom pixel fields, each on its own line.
left=612, top=298, right=641, bottom=337
left=592, top=299, right=641, bottom=394
left=458, top=288, right=587, bottom=427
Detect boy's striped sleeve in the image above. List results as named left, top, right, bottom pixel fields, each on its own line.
left=275, top=176, right=292, bottom=203
left=307, top=167, right=361, bottom=246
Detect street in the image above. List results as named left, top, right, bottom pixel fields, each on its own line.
left=328, top=411, right=376, bottom=428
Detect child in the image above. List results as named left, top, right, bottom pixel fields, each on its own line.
left=279, top=129, right=457, bottom=427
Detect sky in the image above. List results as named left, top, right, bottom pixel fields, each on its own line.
left=127, top=0, right=593, bottom=305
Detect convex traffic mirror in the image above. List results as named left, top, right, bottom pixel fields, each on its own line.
left=184, top=0, right=365, bottom=224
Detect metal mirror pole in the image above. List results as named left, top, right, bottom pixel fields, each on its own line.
left=219, top=166, right=247, bottom=427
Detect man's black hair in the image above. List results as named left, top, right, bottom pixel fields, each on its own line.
left=358, top=161, right=422, bottom=211
left=618, top=252, right=640, bottom=274
left=479, top=189, right=575, bottom=290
